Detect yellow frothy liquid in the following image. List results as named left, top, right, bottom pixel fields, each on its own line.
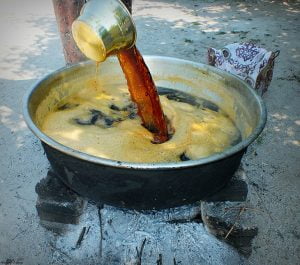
left=41, top=84, right=241, bottom=163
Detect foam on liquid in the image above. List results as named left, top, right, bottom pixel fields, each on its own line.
left=41, top=82, right=241, bottom=163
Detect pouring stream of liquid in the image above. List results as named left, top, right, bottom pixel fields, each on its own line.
left=117, top=45, right=170, bottom=143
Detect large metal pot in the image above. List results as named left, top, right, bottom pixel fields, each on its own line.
left=24, top=57, right=266, bottom=210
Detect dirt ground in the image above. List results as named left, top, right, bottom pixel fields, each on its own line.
left=0, top=0, right=299, bottom=264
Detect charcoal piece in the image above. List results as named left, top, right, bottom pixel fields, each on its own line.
left=179, top=152, right=190, bottom=161
left=110, top=104, right=121, bottom=111
left=158, top=87, right=219, bottom=112
left=94, top=116, right=121, bottom=128
left=75, top=226, right=87, bottom=248
left=74, top=109, right=109, bottom=126
left=73, top=110, right=103, bottom=125
left=122, top=103, right=136, bottom=111
left=90, top=109, right=105, bottom=117
left=90, top=113, right=99, bottom=124
left=136, top=238, right=147, bottom=265
left=158, top=87, right=200, bottom=107
left=128, top=112, right=137, bottom=119
left=104, top=117, right=114, bottom=126
left=202, top=100, right=219, bottom=112
left=111, top=103, right=137, bottom=121
left=74, top=118, right=94, bottom=125
left=167, top=93, right=199, bottom=106
left=119, top=103, right=137, bottom=119
left=156, top=254, right=163, bottom=265
left=91, top=109, right=118, bottom=127
left=57, top=103, right=79, bottom=110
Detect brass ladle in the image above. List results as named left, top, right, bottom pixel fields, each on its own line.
left=72, top=0, right=136, bottom=62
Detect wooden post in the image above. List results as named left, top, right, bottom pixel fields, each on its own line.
left=52, top=0, right=86, bottom=64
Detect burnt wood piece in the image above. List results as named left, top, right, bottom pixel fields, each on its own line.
left=36, top=170, right=86, bottom=225
left=201, top=167, right=258, bottom=257
left=201, top=202, right=258, bottom=257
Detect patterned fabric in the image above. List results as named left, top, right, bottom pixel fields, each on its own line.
left=208, top=43, right=280, bottom=95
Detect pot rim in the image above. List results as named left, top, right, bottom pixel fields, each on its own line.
left=23, top=56, right=267, bottom=170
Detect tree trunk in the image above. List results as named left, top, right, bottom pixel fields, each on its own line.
left=52, top=0, right=86, bottom=64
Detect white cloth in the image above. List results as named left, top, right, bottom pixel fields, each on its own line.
left=208, top=43, right=279, bottom=95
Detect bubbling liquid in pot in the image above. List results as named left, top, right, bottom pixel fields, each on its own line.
left=41, top=84, right=242, bottom=163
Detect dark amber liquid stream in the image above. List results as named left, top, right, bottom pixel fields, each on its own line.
left=117, top=45, right=169, bottom=143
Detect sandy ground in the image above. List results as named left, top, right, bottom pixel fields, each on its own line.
left=0, top=0, right=299, bottom=264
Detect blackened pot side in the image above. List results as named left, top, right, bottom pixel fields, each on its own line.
left=42, top=142, right=246, bottom=209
